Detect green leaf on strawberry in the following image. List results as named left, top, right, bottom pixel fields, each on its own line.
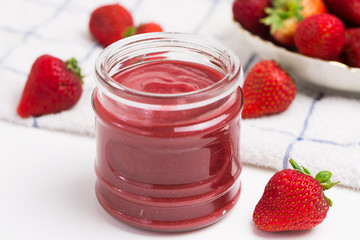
left=262, top=0, right=304, bottom=34
left=260, top=0, right=327, bottom=46
left=66, top=58, right=84, bottom=84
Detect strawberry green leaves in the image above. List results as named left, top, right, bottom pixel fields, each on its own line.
left=290, top=158, right=340, bottom=206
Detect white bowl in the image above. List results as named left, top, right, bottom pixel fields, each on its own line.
left=235, top=26, right=360, bottom=95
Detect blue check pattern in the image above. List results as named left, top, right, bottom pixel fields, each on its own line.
left=0, top=0, right=359, bottom=189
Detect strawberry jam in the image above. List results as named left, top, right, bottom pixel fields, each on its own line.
left=92, top=33, right=243, bottom=232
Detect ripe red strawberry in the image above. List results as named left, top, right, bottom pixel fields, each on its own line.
left=136, top=23, right=163, bottom=34
left=294, top=13, right=345, bottom=60
left=232, top=0, right=271, bottom=38
left=262, top=0, right=327, bottom=47
left=17, top=55, right=83, bottom=118
left=89, top=4, right=134, bottom=47
left=341, top=28, right=360, bottom=68
left=324, top=0, right=360, bottom=25
left=242, top=60, right=296, bottom=119
left=253, top=159, right=339, bottom=232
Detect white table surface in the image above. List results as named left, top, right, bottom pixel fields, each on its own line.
left=1, top=120, right=359, bottom=239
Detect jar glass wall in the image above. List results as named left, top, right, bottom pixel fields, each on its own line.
left=92, top=32, right=244, bottom=232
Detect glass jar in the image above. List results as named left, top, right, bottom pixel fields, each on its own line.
left=92, top=32, right=244, bottom=232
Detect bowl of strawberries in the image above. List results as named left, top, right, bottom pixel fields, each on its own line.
left=232, top=0, right=360, bottom=94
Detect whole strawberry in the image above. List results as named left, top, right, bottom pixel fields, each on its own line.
left=242, top=60, right=296, bottom=119
left=342, top=28, right=360, bottom=68
left=324, top=0, right=360, bottom=25
left=17, top=55, right=83, bottom=118
left=262, top=0, right=327, bottom=47
left=294, top=13, right=345, bottom=60
left=136, top=23, right=163, bottom=34
left=89, top=4, right=134, bottom=47
left=253, top=159, right=339, bottom=232
left=232, top=0, right=271, bottom=38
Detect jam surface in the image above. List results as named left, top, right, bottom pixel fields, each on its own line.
left=94, top=60, right=242, bottom=231
left=113, top=61, right=224, bottom=94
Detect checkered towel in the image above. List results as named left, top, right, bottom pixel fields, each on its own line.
left=1, top=0, right=359, bottom=189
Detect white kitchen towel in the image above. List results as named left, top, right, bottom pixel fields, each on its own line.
left=0, top=0, right=359, bottom=189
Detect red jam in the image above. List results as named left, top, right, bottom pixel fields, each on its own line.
left=93, top=33, right=243, bottom=232
left=112, top=61, right=223, bottom=94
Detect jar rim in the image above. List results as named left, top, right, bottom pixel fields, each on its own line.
left=94, top=32, right=242, bottom=110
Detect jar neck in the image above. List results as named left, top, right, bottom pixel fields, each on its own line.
left=95, top=32, right=242, bottom=111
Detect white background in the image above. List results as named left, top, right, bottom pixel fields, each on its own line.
left=1, top=121, right=359, bottom=239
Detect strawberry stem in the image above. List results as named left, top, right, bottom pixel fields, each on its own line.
left=289, top=158, right=311, bottom=176
left=66, top=58, right=84, bottom=84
